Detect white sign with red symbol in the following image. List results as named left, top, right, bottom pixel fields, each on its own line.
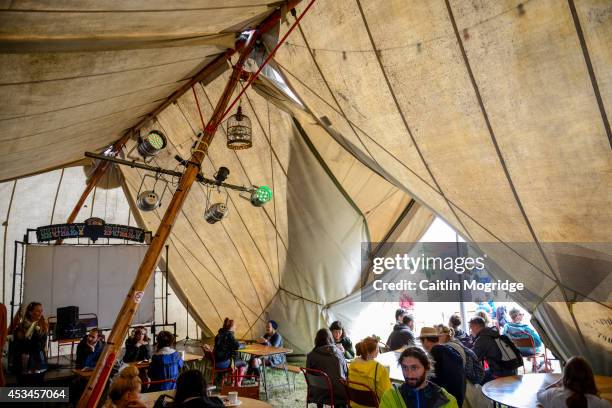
left=133, top=291, right=145, bottom=304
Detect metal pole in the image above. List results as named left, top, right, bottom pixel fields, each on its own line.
left=9, top=241, right=19, bottom=323
left=165, top=244, right=169, bottom=325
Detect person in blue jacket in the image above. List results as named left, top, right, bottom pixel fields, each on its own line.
left=502, top=307, right=543, bottom=356
left=148, top=330, right=183, bottom=391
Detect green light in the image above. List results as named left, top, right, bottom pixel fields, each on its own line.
left=251, top=186, right=272, bottom=206
left=147, top=132, right=165, bottom=149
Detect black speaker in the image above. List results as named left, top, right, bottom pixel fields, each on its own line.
left=57, top=306, right=79, bottom=327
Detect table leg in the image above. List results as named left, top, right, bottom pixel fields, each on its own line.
left=262, top=357, right=269, bottom=400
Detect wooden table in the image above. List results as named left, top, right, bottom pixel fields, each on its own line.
left=482, top=373, right=612, bottom=407
left=239, top=343, right=293, bottom=400
left=72, top=352, right=202, bottom=378
left=375, top=349, right=403, bottom=383
left=141, top=390, right=272, bottom=407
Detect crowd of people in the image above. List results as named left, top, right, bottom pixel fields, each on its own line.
left=300, top=307, right=609, bottom=408
left=7, top=301, right=610, bottom=408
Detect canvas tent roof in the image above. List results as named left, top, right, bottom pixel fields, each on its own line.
left=0, top=0, right=610, bottom=374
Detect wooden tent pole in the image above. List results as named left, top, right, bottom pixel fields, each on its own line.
left=76, top=2, right=303, bottom=405
left=63, top=133, right=131, bottom=224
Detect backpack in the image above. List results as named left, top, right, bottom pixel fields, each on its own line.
left=494, top=334, right=524, bottom=370
left=463, top=346, right=485, bottom=385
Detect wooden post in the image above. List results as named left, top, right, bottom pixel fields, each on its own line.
left=75, top=9, right=293, bottom=408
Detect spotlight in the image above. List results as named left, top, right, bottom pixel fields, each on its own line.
left=250, top=186, right=273, bottom=207
left=138, top=130, right=167, bottom=158
left=214, top=167, right=230, bottom=184
left=204, top=203, right=228, bottom=224
left=137, top=190, right=161, bottom=211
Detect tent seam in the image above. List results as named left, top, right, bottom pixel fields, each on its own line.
left=354, top=0, right=474, bottom=242
left=566, top=0, right=611, bottom=149
left=443, top=0, right=586, bottom=345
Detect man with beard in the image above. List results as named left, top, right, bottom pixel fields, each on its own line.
left=380, top=347, right=458, bottom=408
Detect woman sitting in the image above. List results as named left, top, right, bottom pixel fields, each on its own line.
left=329, top=321, right=355, bottom=360
left=306, top=328, right=348, bottom=407
left=537, top=356, right=610, bottom=408
left=12, top=302, right=48, bottom=385
left=348, top=336, right=391, bottom=407
left=214, top=318, right=246, bottom=384
left=103, top=366, right=146, bottom=408
left=147, top=331, right=183, bottom=391
left=174, top=369, right=224, bottom=408
left=123, top=326, right=151, bottom=363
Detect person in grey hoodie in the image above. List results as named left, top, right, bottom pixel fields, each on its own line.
left=306, top=328, right=348, bottom=407
left=386, top=314, right=416, bottom=351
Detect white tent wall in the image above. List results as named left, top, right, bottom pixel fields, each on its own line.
left=0, top=168, right=197, bottom=344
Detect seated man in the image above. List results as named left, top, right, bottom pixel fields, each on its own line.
left=380, top=346, right=458, bottom=408
left=419, top=327, right=465, bottom=407
left=75, top=329, right=105, bottom=369
left=470, top=317, right=521, bottom=383
left=502, top=307, right=543, bottom=356
left=386, top=314, right=416, bottom=351
left=247, top=320, right=284, bottom=377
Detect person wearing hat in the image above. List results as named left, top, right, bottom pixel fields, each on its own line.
left=380, top=347, right=458, bottom=408
left=248, top=320, right=285, bottom=377
left=502, top=307, right=543, bottom=357
left=418, top=327, right=466, bottom=407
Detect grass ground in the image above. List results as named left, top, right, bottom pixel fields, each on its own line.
left=264, top=356, right=307, bottom=407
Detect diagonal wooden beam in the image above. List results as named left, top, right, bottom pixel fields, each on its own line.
left=76, top=1, right=306, bottom=406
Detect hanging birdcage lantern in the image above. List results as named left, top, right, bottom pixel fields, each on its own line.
left=226, top=105, right=252, bottom=150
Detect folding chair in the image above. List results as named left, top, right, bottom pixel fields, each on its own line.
left=220, top=375, right=260, bottom=400
left=301, top=367, right=335, bottom=407
left=340, top=379, right=379, bottom=408
left=203, top=349, right=234, bottom=386
left=509, top=331, right=549, bottom=373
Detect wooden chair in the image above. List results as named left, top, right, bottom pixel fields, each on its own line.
left=340, top=379, right=379, bottom=408
left=220, top=374, right=260, bottom=400
left=203, top=348, right=234, bottom=386
left=508, top=331, right=548, bottom=373
left=301, top=367, right=335, bottom=407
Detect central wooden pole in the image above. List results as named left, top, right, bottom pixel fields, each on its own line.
left=75, top=5, right=299, bottom=405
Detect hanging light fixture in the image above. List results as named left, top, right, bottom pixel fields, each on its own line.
left=226, top=105, right=252, bottom=150
left=137, top=190, right=161, bottom=211
left=204, top=202, right=228, bottom=224
left=135, top=173, right=168, bottom=212
left=137, top=130, right=167, bottom=158
left=250, top=185, right=273, bottom=207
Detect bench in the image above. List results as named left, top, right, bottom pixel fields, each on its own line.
left=272, top=363, right=302, bottom=391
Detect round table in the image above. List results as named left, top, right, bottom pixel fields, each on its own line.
left=482, top=374, right=612, bottom=408
left=141, top=390, right=272, bottom=407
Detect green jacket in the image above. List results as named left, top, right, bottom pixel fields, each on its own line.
left=380, top=382, right=458, bottom=408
